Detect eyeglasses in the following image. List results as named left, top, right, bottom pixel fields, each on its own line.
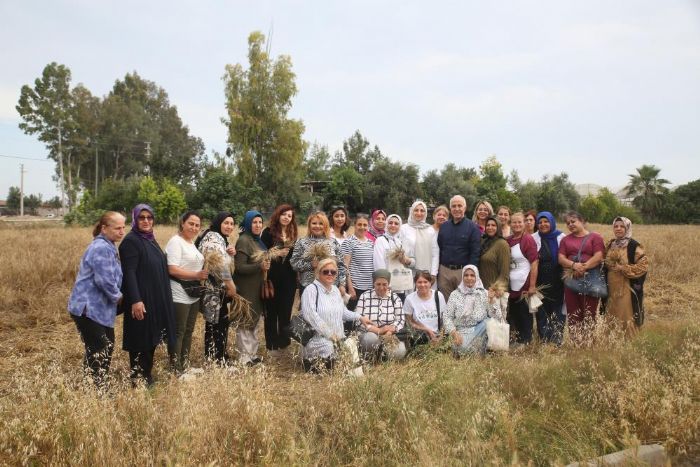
left=321, top=269, right=338, bottom=276
left=137, top=215, right=154, bottom=221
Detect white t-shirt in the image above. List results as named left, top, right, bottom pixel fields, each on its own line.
left=402, top=290, right=446, bottom=333
left=165, top=234, right=205, bottom=305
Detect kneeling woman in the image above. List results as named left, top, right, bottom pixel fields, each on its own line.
left=355, top=269, right=407, bottom=361
left=300, top=258, right=371, bottom=372
left=444, top=265, right=501, bottom=355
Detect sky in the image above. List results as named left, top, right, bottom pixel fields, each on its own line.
left=1, top=0, right=699, bottom=199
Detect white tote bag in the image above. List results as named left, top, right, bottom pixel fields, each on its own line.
left=486, top=318, right=510, bottom=352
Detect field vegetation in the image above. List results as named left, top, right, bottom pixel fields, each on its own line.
left=0, top=222, right=698, bottom=465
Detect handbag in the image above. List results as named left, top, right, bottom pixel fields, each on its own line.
left=172, top=277, right=206, bottom=299
left=563, top=234, right=608, bottom=299
left=486, top=318, right=509, bottom=352
left=288, top=284, right=319, bottom=345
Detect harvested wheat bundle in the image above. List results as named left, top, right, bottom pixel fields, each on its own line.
left=386, top=246, right=406, bottom=262
left=304, top=242, right=331, bottom=262
left=229, top=294, right=254, bottom=327
left=250, top=246, right=287, bottom=280
left=490, top=280, right=508, bottom=296
left=203, top=250, right=228, bottom=279
left=605, top=249, right=625, bottom=269
left=562, top=267, right=575, bottom=282
left=381, top=333, right=401, bottom=353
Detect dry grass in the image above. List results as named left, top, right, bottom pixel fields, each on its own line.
left=0, top=222, right=698, bottom=465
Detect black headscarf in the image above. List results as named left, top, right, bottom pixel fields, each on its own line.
left=480, top=216, right=503, bottom=257
left=195, top=211, right=235, bottom=248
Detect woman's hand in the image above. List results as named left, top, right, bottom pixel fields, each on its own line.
left=359, top=315, right=372, bottom=327
left=195, top=269, right=209, bottom=281
left=452, top=331, right=463, bottom=347
left=261, top=259, right=271, bottom=272
left=131, top=301, right=146, bottom=320
left=225, top=280, right=237, bottom=298
left=339, top=285, right=347, bottom=296
left=527, top=285, right=537, bottom=297
left=226, top=245, right=236, bottom=256
left=279, top=247, right=290, bottom=257
left=348, top=285, right=357, bottom=300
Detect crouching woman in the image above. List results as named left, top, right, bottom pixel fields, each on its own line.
left=444, top=265, right=501, bottom=356
left=300, top=258, right=372, bottom=373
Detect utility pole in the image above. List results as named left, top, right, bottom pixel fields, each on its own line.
left=94, top=145, right=99, bottom=195
left=58, top=121, right=66, bottom=214
left=20, top=164, right=26, bottom=216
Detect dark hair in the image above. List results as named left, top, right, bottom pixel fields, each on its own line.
left=269, top=204, right=298, bottom=244
left=329, top=206, right=350, bottom=233
left=92, top=211, right=124, bottom=238
left=354, top=213, right=369, bottom=224
left=414, top=270, right=435, bottom=285
left=178, top=210, right=201, bottom=233
left=565, top=210, right=585, bottom=223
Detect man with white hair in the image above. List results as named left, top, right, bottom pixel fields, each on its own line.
left=434, top=195, right=482, bottom=299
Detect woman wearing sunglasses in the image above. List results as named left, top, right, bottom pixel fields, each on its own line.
left=299, top=258, right=371, bottom=373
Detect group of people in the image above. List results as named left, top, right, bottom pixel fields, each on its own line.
left=68, top=196, right=649, bottom=387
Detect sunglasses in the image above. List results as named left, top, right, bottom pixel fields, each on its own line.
left=321, top=269, right=338, bottom=276
left=137, top=215, right=154, bottom=221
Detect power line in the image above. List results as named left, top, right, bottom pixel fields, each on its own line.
left=0, top=154, right=51, bottom=162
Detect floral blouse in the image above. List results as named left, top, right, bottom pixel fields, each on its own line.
left=444, top=288, right=502, bottom=334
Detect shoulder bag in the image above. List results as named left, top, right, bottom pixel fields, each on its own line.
left=563, top=234, right=608, bottom=299
left=288, top=284, right=319, bottom=346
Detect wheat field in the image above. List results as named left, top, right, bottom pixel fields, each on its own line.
left=0, top=222, right=698, bottom=465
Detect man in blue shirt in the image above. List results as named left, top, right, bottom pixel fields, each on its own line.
left=436, top=195, right=482, bottom=299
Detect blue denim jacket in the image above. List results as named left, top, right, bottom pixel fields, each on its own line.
left=68, top=235, right=123, bottom=327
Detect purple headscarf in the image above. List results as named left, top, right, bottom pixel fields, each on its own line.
left=131, top=204, right=155, bottom=241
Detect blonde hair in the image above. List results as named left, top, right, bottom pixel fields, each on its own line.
left=92, top=211, right=125, bottom=238
left=432, top=205, right=449, bottom=222
left=307, top=211, right=331, bottom=238
left=511, top=211, right=525, bottom=222
left=472, top=200, right=494, bottom=223
left=315, top=257, right=338, bottom=279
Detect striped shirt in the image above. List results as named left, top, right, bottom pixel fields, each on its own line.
left=300, top=280, right=361, bottom=359
left=355, top=290, right=405, bottom=331
left=341, top=235, right=374, bottom=290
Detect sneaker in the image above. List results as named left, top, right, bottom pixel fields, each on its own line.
left=246, top=357, right=263, bottom=367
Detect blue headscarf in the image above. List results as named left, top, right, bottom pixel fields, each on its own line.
left=131, top=204, right=155, bottom=241
left=536, top=211, right=562, bottom=265
left=242, top=210, right=266, bottom=250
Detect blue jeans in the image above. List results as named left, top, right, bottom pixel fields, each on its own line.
left=452, top=320, right=488, bottom=355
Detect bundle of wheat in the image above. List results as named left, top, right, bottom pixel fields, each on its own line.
left=304, top=242, right=331, bottom=262
left=386, top=246, right=406, bottom=262
left=229, top=294, right=254, bottom=327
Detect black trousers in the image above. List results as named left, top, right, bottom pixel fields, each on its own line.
left=507, top=297, right=533, bottom=344
left=129, top=347, right=156, bottom=385
left=72, top=314, right=115, bottom=388
left=205, top=301, right=230, bottom=364
left=264, top=284, right=296, bottom=351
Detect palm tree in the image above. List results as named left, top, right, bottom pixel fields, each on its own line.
left=625, top=165, right=670, bottom=221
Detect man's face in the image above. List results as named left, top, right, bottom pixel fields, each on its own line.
left=450, top=199, right=465, bottom=221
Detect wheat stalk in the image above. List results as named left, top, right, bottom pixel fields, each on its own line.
left=387, top=246, right=405, bottom=262
left=304, top=242, right=331, bottom=262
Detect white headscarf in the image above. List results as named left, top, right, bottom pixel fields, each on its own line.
left=384, top=214, right=402, bottom=239
left=612, top=216, right=632, bottom=249
left=407, top=200, right=430, bottom=230
left=457, top=264, right=484, bottom=294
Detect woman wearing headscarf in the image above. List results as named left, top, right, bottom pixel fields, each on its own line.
left=603, top=217, right=649, bottom=336
left=329, top=206, right=350, bottom=246
left=507, top=212, right=539, bottom=344
left=355, top=269, right=406, bottom=361
left=291, top=211, right=347, bottom=295
left=233, top=210, right=270, bottom=366
left=196, top=212, right=237, bottom=364
left=478, top=216, right=510, bottom=290
left=472, top=200, right=495, bottom=234
left=444, top=265, right=501, bottom=356
left=68, top=211, right=125, bottom=389
left=558, top=211, right=605, bottom=345
left=119, top=204, right=176, bottom=386
left=373, top=214, right=414, bottom=300
left=261, top=204, right=298, bottom=357
left=399, top=200, right=437, bottom=277
left=165, top=211, right=208, bottom=373
left=366, top=209, right=387, bottom=243
left=531, top=211, right=566, bottom=345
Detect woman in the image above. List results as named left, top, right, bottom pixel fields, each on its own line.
left=119, top=204, right=176, bottom=386
left=355, top=269, right=407, bottom=361
left=196, top=212, right=237, bottom=364
left=399, top=200, right=437, bottom=277
left=68, top=211, right=125, bottom=389
left=299, top=258, right=371, bottom=373
left=165, top=211, right=208, bottom=373
left=524, top=210, right=538, bottom=235
left=373, top=214, right=414, bottom=300
left=233, top=210, right=270, bottom=366
left=341, top=214, right=374, bottom=311
left=329, top=206, right=350, bottom=246
left=603, top=217, right=649, bottom=336
left=366, top=209, right=387, bottom=243
left=531, top=211, right=566, bottom=345
left=507, top=212, right=539, bottom=344
left=558, top=211, right=605, bottom=345
left=478, top=216, right=510, bottom=290
left=497, top=206, right=512, bottom=237
left=261, top=204, right=298, bottom=356
left=402, top=271, right=447, bottom=347
left=472, top=200, right=494, bottom=234
left=291, top=211, right=347, bottom=295
left=432, top=205, right=449, bottom=232
left=444, top=265, right=501, bottom=355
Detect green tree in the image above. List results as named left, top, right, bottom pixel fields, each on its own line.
left=658, top=179, right=700, bottom=224
left=325, top=165, right=365, bottom=213
left=92, top=177, right=140, bottom=214
left=537, top=173, right=579, bottom=216
left=364, top=160, right=422, bottom=215
left=625, top=164, right=670, bottom=222
left=23, top=194, right=43, bottom=215
left=579, top=196, right=608, bottom=224
left=334, top=130, right=384, bottom=175
left=421, top=163, right=477, bottom=207
left=155, top=179, right=187, bottom=224
left=6, top=187, right=21, bottom=213
left=476, top=155, right=508, bottom=202
left=223, top=31, right=306, bottom=207
left=303, top=143, right=332, bottom=181
left=137, top=177, right=159, bottom=209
